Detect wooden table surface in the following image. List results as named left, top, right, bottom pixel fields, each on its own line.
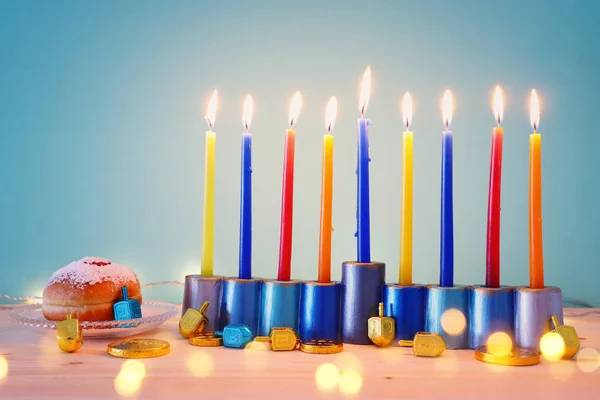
left=1, top=306, right=599, bottom=399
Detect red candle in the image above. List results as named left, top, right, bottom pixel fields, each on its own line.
left=485, top=86, right=504, bottom=288
left=277, top=91, right=302, bottom=281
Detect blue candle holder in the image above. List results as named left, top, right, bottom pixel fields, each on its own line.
left=257, top=279, right=301, bottom=336
left=425, top=285, right=469, bottom=349
left=514, top=286, right=563, bottom=351
left=383, top=284, right=425, bottom=341
left=298, top=281, right=341, bottom=343
left=468, top=286, right=514, bottom=349
left=341, top=261, right=385, bottom=344
left=182, top=274, right=223, bottom=332
left=219, top=277, right=262, bottom=332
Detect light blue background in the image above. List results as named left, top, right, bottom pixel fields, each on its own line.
left=1, top=0, right=599, bottom=305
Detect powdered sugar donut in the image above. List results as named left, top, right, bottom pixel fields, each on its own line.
left=42, top=257, right=142, bottom=321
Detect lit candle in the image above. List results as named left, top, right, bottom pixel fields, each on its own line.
left=529, top=89, right=544, bottom=289
left=357, top=66, right=372, bottom=263
left=318, top=96, right=337, bottom=283
left=399, top=92, right=414, bottom=286
left=239, top=95, right=253, bottom=279
left=201, top=89, right=218, bottom=277
left=440, top=90, right=454, bottom=287
left=277, top=91, right=302, bottom=282
left=486, top=86, right=504, bottom=288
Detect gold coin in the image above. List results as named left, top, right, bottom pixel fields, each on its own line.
left=300, top=339, right=343, bottom=355
left=189, top=332, right=223, bottom=347
left=474, top=345, right=540, bottom=366
left=108, top=338, right=170, bottom=359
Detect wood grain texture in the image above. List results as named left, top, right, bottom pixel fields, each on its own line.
left=0, top=307, right=598, bottom=399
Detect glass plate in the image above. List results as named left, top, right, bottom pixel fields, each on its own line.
left=8, top=300, right=180, bottom=338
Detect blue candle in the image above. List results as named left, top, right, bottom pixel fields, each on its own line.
left=357, top=67, right=372, bottom=263
left=239, top=95, right=253, bottom=279
left=440, top=90, right=454, bottom=287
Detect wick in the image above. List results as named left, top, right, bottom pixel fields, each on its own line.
left=533, top=122, right=537, bottom=134
left=245, top=122, right=249, bottom=133
left=205, top=117, right=213, bottom=131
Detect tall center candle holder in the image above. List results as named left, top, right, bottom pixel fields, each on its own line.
left=514, top=286, right=563, bottom=351
left=258, top=279, right=301, bottom=336
left=219, top=277, right=262, bottom=332
left=468, top=286, right=514, bottom=349
left=182, top=274, right=223, bottom=332
left=341, top=261, right=385, bottom=344
left=425, top=285, right=469, bottom=349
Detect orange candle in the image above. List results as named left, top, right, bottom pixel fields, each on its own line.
left=318, top=97, right=337, bottom=283
left=529, top=89, right=544, bottom=288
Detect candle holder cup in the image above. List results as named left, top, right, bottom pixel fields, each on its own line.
left=258, top=279, right=302, bottom=336
left=425, top=285, right=469, bottom=349
left=182, top=275, right=223, bottom=332
left=383, top=284, right=425, bottom=341
left=341, top=261, right=386, bottom=344
left=468, top=286, right=515, bottom=349
left=219, top=277, right=263, bottom=332
left=299, top=281, right=341, bottom=342
left=514, top=286, right=563, bottom=351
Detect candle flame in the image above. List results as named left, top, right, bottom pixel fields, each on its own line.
left=204, top=89, right=218, bottom=130
left=289, top=91, right=302, bottom=127
left=359, top=66, right=371, bottom=116
left=402, top=92, right=413, bottom=129
left=326, top=96, right=337, bottom=133
left=243, top=95, right=253, bottom=132
left=530, top=89, right=540, bottom=132
left=493, top=85, right=503, bottom=125
left=442, top=90, right=453, bottom=129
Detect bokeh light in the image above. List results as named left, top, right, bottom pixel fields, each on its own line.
left=185, top=351, right=215, bottom=377
left=440, top=308, right=466, bottom=336
left=335, top=351, right=364, bottom=374
left=486, top=332, right=512, bottom=357
left=0, top=356, right=8, bottom=381
left=114, top=360, right=145, bottom=397
left=576, top=348, right=600, bottom=373
left=540, top=331, right=565, bottom=361
left=315, top=363, right=339, bottom=392
left=338, top=369, right=362, bottom=396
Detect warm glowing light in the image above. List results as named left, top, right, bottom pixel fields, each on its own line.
left=115, top=360, right=145, bottom=397
left=540, top=331, right=566, bottom=361
left=26, top=297, right=43, bottom=305
left=493, top=85, right=503, bottom=125
left=315, top=363, right=339, bottom=392
left=289, top=91, right=302, bottom=127
left=442, top=90, right=453, bottom=128
left=402, top=92, right=413, bottom=129
left=205, top=89, right=218, bottom=130
left=242, top=95, right=253, bottom=132
left=243, top=340, right=268, bottom=371
left=359, top=66, right=371, bottom=116
left=338, top=369, right=362, bottom=395
left=486, top=332, right=512, bottom=357
left=325, top=96, right=337, bottom=133
left=185, top=351, right=215, bottom=377
left=0, top=356, right=7, bottom=381
left=530, top=89, right=540, bottom=132
left=440, top=308, right=466, bottom=336
left=576, top=348, right=600, bottom=373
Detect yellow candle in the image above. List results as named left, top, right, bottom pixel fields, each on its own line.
left=399, top=93, right=414, bottom=286
left=201, top=90, right=218, bottom=277
left=529, top=89, right=544, bottom=288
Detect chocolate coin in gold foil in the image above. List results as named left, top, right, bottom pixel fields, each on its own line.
left=474, top=345, right=540, bottom=366
left=108, top=338, right=170, bottom=359
left=189, top=332, right=223, bottom=347
left=300, top=339, right=343, bottom=355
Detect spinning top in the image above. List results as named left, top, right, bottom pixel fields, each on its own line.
left=216, top=324, right=254, bottom=349
left=399, top=332, right=446, bottom=357
left=113, top=286, right=142, bottom=320
left=255, top=327, right=300, bottom=351
left=368, top=302, right=395, bottom=347
left=57, top=314, right=83, bottom=353
left=179, top=301, right=210, bottom=339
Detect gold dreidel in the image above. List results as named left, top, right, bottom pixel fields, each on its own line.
left=255, top=327, right=300, bottom=351
left=550, top=315, right=580, bottom=359
left=179, top=301, right=209, bottom=339
left=368, top=302, right=395, bottom=347
left=57, top=314, right=83, bottom=353
left=399, top=332, right=446, bottom=357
